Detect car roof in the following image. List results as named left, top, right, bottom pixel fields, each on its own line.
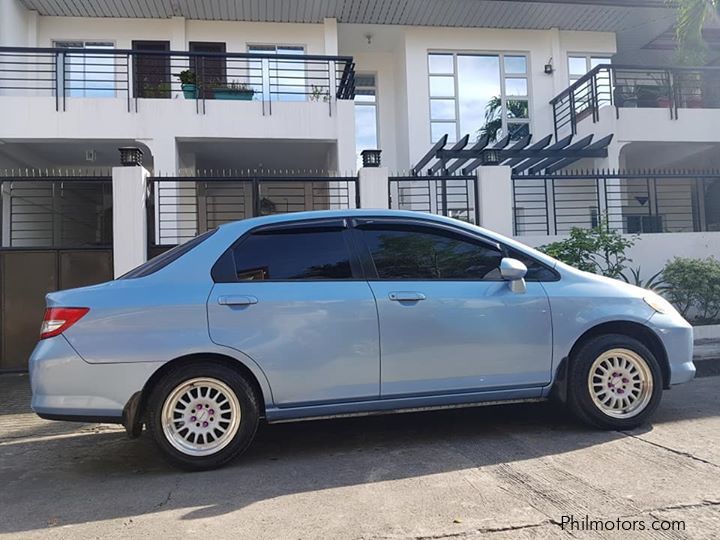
left=217, top=209, right=481, bottom=234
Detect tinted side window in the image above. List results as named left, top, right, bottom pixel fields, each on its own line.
left=233, top=229, right=353, bottom=280
left=120, top=229, right=216, bottom=279
left=361, top=225, right=503, bottom=280
left=507, top=247, right=559, bottom=282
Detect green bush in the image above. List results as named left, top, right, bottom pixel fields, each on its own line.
left=662, top=257, right=720, bottom=324
left=539, top=223, right=635, bottom=279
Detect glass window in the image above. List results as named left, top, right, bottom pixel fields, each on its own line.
left=233, top=228, right=353, bottom=281
left=506, top=247, right=559, bottom=282
left=361, top=225, right=503, bottom=280
left=428, top=52, right=530, bottom=144
left=355, top=73, right=378, bottom=169
left=568, top=54, right=611, bottom=84
left=54, top=40, right=115, bottom=98
left=428, top=54, right=454, bottom=74
left=248, top=44, right=305, bottom=101
left=121, top=229, right=217, bottom=279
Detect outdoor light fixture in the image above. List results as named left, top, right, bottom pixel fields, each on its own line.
left=544, top=58, right=554, bottom=74
left=118, top=146, right=143, bottom=167
left=481, top=148, right=501, bottom=166
left=361, top=149, right=382, bottom=168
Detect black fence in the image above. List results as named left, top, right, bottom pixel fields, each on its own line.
left=147, top=175, right=360, bottom=248
left=388, top=175, right=479, bottom=224
left=512, top=170, right=720, bottom=236
left=0, top=46, right=355, bottom=113
left=0, top=174, right=112, bottom=248
left=551, top=64, right=720, bottom=137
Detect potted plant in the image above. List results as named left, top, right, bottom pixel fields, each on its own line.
left=174, top=70, right=198, bottom=99
left=214, top=80, right=255, bottom=101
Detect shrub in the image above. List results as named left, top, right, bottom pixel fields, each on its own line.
left=539, top=223, right=635, bottom=279
left=662, top=257, right=720, bottom=324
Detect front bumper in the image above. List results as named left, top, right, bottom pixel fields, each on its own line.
left=648, top=312, right=695, bottom=386
left=29, top=335, right=163, bottom=421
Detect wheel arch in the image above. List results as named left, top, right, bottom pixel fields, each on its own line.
left=124, top=353, right=269, bottom=438
left=551, top=320, right=670, bottom=403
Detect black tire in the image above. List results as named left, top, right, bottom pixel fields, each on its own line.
left=567, top=334, right=663, bottom=430
left=146, top=362, right=260, bottom=471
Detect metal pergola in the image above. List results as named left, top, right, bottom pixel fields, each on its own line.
left=411, top=132, right=615, bottom=176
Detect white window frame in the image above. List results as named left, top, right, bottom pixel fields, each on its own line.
left=427, top=51, right=532, bottom=144
left=567, top=53, right=612, bottom=85
left=53, top=40, right=116, bottom=98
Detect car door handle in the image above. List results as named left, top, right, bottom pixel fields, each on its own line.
left=388, top=291, right=426, bottom=302
left=217, top=295, right=259, bottom=306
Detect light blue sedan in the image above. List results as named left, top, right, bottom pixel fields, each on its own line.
left=29, top=210, right=695, bottom=470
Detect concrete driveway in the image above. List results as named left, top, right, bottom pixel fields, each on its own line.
left=0, top=373, right=719, bottom=539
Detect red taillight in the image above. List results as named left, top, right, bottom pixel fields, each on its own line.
left=40, top=307, right=89, bottom=339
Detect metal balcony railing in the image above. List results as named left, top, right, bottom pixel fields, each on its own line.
left=0, top=46, right=355, bottom=113
left=550, top=64, right=720, bottom=137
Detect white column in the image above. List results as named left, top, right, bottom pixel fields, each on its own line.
left=477, top=165, right=514, bottom=236
left=112, top=166, right=149, bottom=277
left=323, top=18, right=339, bottom=55
left=358, top=167, right=390, bottom=209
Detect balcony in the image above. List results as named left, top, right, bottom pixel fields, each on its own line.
left=551, top=64, right=720, bottom=141
left=0, top=46, right=357, bottom=158
left=0, top=46, right=355, bottom=110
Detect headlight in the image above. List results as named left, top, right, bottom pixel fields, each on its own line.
left=643, top=293, right=677, bottom=315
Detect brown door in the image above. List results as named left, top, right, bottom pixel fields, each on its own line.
left=189, top=42, right=226, bottom=98
left=132, top=40, right=171, bottom=99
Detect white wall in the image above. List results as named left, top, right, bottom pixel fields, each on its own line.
left=0, top=0, right=36, bottom=47
left=400, top=26, right=616, bottom=168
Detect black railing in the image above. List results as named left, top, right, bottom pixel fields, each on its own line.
left=0, top=175, right=112, bottom=248
left=551, top=64, right=720, bottom=137
left=147, top=175, right=360, bottom=247
left=0, top=46, right=355, bottom=113
left=512, top=170, right=720, bottom=236
left=389, top=175, right=479, bottom=224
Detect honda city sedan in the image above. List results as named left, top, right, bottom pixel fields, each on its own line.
left=29, top=210, right=695, bottom=470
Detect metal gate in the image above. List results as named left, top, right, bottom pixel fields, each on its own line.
left=388, top=175, right=479, bottom=224
left=0, top=175, right=113, bottom=371
left=147, top=174, right=360, bottom=251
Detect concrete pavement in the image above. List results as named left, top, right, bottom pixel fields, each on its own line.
left=0, top=373, right=719, bottom=539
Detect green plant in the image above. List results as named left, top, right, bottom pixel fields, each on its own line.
left=213, top=80, right=254, bottom=93
left=676, top=0, right=719, bottom=64
left=174, top=69, right=197, bottom=85
left=478, top=96, right=528, bottom=142
left=662, top=257, right=720, bottom=324
left=620, top=267, right=668, bottom=292
left=539, top=221, right=635, bottom=279
left=309, top=85, right=330, bottom=102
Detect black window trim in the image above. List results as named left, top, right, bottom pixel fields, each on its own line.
left=350, top=216, right=560, bottom=283
left=211, top=218, right=365, bottom=283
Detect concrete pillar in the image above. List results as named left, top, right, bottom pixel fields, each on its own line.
left=476, top=165, right=514, bottom=236
left=112, top=166, right=149, bottom=277
left=358, top=167, right=390, bottom=209
left=323, top=18, right=339, bottom=56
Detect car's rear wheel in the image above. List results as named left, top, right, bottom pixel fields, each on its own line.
left=146, top=363, right=259, bottom=470
left=567, top=334, right=663, bottom=430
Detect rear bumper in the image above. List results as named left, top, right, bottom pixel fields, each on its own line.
left=29, top=336, right=162, bottom=421
left=648, top=313, right=695, bottom=386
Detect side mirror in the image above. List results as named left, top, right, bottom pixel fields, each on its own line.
left=500, top=257, right=528, bottom=294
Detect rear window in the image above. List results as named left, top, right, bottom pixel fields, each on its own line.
left=120, top=229, right=216, bottom=279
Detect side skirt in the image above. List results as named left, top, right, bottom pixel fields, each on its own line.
left=266, top=390, right=546, bottom=424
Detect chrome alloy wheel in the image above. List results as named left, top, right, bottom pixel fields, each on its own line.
left=161, top=377, right=241, bottom=457
left=588, top=348, right=653, bottom=419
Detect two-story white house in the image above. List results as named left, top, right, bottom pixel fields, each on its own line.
left=1, top=0, right=719, bottom=369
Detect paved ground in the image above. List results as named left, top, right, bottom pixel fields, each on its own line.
left=1, top=373, right=719, bottom=539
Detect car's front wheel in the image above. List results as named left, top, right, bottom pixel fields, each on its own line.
left=568, top=334, right=663, bottom=430
left=146, top=362, right=259, bottom=470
